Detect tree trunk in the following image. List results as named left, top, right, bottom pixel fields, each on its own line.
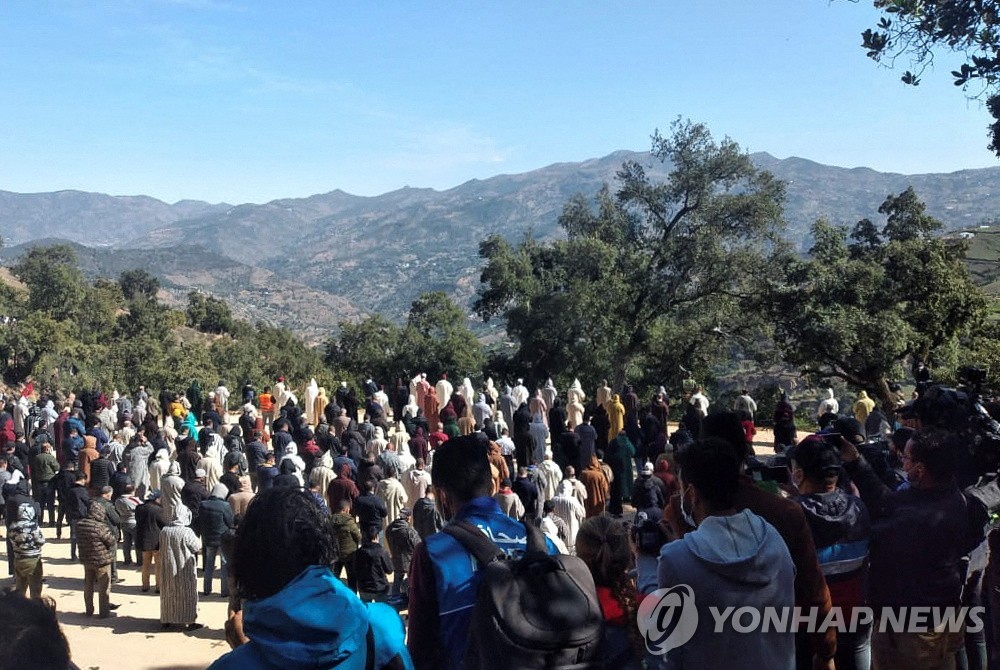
left=873, top=376, right=895, bottom=413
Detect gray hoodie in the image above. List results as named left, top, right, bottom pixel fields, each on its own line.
left=655, top=509, right=795, bottom=669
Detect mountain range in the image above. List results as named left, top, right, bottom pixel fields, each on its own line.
left=2, top=150, right=999, bottom=341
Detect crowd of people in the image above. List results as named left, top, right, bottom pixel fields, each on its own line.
left=0, top=371, right=995, bottom=670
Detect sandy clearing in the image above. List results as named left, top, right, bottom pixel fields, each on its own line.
left=3, top=425, right=786, bottom=670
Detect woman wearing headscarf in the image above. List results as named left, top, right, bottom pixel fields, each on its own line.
left=149, top=449, right=171, bottom=493
left=187, top=380, right=203, bottom=425
left=484, top=377, right=499, bottom=407
left=159, top=504, right=202, bottom=630
left=180, top=410, right=198, bottom=441
left=773, top=393, right=798, bottom=451
left=605, top=431, right=635, bottom=516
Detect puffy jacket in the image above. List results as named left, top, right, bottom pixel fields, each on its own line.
left=630, top=474, right=666, bottom=510
left=207, top=565, right=412, bottom=670
left=10, top=502, right=45, bottom=558
left=794, top=488, right=871, bottom=610
left=89, top=457, right=114, bottom=492
left=76, top=502, right=116, bottom=567
left=330, top=512, right=362, bottom=559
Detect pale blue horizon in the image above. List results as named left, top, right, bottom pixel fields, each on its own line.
left=1, top=0, right=996, bottom=204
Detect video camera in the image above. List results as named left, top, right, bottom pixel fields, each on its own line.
left=631, top=509, right=668, bottom=554
left=915, top=366, right=1000, bottom=483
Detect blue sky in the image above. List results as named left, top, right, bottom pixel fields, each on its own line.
left=1, top=1, right=995, bottom=204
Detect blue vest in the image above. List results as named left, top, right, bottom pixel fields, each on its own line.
left=424, top=497, right=552, bottom=670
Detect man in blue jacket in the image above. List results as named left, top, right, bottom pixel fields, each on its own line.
left=406, top=432, right=557, bottom=670
left=208, top=487, right=412, bottom=670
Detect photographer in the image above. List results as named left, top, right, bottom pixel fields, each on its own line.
left=839, top=427, right=982, bottom=668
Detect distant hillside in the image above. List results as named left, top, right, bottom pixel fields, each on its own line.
left=3, top=150, right=1000, bottom=325
left=132, top=151, right=1000, bottom=317
left=959, top=226, right=1000, bottom=295
left=0, top=190, right=228, bottom=247
left=0, top=240, right=359, bottom=343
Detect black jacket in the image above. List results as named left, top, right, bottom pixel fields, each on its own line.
left=354, top=541, right=393, bottom=593
left=66, top=483, right=90, bottom=521
left=181, top=481, right=210, bottom=530
left=89, top=457, right=114, bottom=492
left=630, top=474, right=666, bottom=510
left=845, top=456, right=981, bottom=608
left=245, top=440, right=267, bottom=472
left=354, top=494, right=387, bottom=536
left=198, top=497, right=235, bottom=547
left=134, top=501, right=167, bottom=552
left=511, top=476, right=540, bottom=519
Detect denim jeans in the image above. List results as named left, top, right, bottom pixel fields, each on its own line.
left=203, top=544, right=228, bottom=597
left=121, top=526, right=136, bottom=564
left=836, top=621, right=872, bottom=670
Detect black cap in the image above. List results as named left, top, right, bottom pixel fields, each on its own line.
left=788, top=435, right=842, bottom=479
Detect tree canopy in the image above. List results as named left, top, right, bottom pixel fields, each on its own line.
left=0, top=244, right=330, bottom=393
left=476, top=119, right=786, bottom=391
left=325, top=291, right=484, bottom=385
left=767, top=187, right=986, bottom=407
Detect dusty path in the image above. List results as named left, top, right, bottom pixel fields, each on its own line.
left=5, top=531, right=231, bottom=670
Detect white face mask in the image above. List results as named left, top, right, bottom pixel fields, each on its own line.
left=680, top=486, right=696, bottom=528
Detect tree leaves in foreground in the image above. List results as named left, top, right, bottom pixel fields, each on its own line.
left=859, top=0, right=1000, bottom=155
left=476, top=119, right=787, bottom=391
left=768, top=187, right=987, bottom=407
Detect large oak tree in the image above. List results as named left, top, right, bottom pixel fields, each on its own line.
left=475, top=120, right=787, bottom=391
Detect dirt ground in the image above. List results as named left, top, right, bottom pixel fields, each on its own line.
left=3, top=425, right=783, bottom=670
left=2, top=527, right=232, bottom=670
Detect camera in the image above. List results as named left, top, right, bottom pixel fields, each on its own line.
left=745, top=454, right=791, bottom=485
left=631, top=509, right=667, bottom=554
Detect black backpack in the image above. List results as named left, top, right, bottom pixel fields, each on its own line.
left=442, top=519, right=605, bottom=670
